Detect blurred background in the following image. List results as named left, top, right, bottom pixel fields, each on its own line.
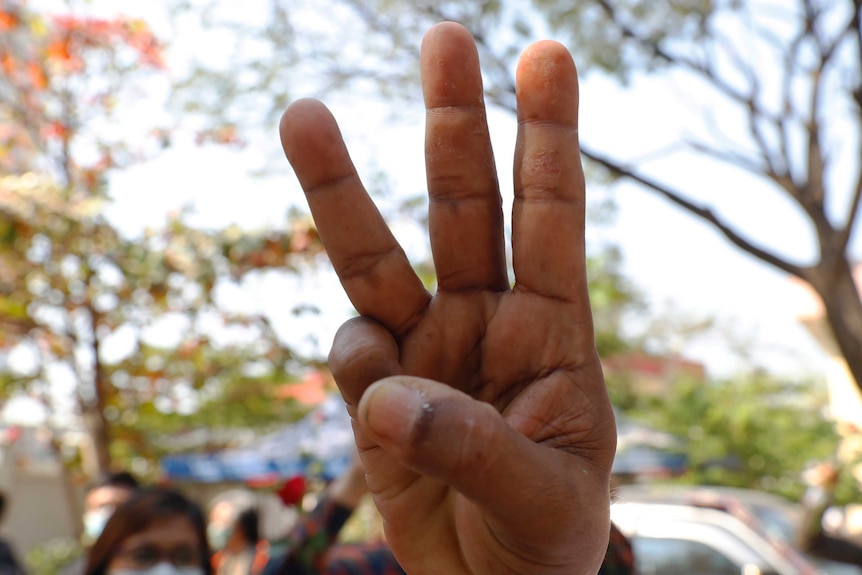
left=0, top=0, right=861, bottom=573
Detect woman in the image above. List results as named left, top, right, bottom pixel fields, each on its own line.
left=84, top=487, right=213, bottom=575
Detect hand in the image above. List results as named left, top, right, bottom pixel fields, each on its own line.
left=279, top=22, right=616, bottom=575
left=328, top=449, right=369, bottom=509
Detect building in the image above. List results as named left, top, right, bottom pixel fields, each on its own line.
left=789, top=270, right=862, bottom=428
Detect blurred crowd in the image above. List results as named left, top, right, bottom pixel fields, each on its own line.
left=0, top=457, right=858, bottom=575
left=0, top=451, right=407, bottom=575
left=65, top=456, right=405, bottom=575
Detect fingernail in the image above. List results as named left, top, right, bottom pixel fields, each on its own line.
left=360, top=379, right=428, bottom=443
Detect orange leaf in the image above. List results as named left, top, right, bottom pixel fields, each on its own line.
left=26, top=62, right=47, bottom=90
left=42, top=121, right=68, bottom=139
left=0, top=10, right=19, bottom=31
left=0, top=54, right=15, bottom=76
left=46, top=39, right=72, bottom=62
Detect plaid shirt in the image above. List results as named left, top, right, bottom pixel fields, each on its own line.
left=269, top=496, right=405, bottom=575
left=271, top=496, right=633, bottom=574
left=599, top=524, right=636, bottom=575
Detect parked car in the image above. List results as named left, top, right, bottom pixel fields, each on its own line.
left=611, top=485, right=862, bottom=575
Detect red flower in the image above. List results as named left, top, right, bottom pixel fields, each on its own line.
left=276, top=475, right=306, bottom=507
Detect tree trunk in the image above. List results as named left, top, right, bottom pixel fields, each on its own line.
left=87, top=403, right=112, bottom=476
left=813, top=260, right=862, bottom=396
left=50, top=433, right=84, bottom=538
left=87, top=306, right=112, bottom=476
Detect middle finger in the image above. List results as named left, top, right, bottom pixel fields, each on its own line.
left=422, top=23, right=508, bottom=294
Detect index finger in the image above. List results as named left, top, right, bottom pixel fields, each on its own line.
left=280, top=99, right=431, bottom=336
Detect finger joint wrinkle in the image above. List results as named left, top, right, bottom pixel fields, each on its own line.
left=304, top=172, right=361, bottom=196
left=517, top=118, right=578, bottom=133
left=513, top=194, right=583, bottom=207
left=429, top=185, right=500, bottom=206
left=512, top=282, right=579, bottom=305
left=426, top=103, right=486, bottom=116
left=338, top=244, right=403, bottom=282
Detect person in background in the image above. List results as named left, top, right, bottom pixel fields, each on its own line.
left=266, top=455, right=634, bottom=574
left=264, top=453, right=405, bottom=575
left=84, top=487, right=212, bottom=575
left=82, top=471, right=140, bottom=544
left=599, top=525, right=635, bottom=575
left=208, top=491, right=270, bottom=575
left=61, top=471, right=141, bottom=575
left=0, top=491, right=25, bottom=575
left=797, top=461, right=862, bottom=566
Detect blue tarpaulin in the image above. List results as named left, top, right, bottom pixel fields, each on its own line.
left=161, top=395, right=354, bottom=483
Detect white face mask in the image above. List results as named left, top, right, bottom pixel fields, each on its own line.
left=109, top=563, right=204, bottom=575
left=207, top=523, right=232, bottom=551
left=84, top=507, right=114, bottom=541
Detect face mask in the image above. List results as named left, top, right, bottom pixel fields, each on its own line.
left=84, top=507, right=113, bottom=541
left=109, top=564, right=203, bottom=575
left=207, top=524, right=232, bottom=551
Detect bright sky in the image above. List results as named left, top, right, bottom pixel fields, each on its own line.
left=102, top=74, right=832, bottom=381
left=5, top=0, right=846, bottom=425
left=87, top=0, right=841, bottom=380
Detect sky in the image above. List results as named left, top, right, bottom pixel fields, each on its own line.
left=5, top=0, right=850, bottom=424
left=101, top=70, right=832, bottom=380
left=67, top=0, right=846, bottom=380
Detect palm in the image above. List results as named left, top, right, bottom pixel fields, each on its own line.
left=373, top=292, right=609, bottom=572
left=281, top=22, right=616, bottom=575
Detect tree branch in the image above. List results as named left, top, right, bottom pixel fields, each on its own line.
left=580, top=144, right=809, bottom=279
left=842, top=170, right=862, bottom=255
left=839, top=0, right=862, bottom=252
left=594, top=0, right=802, bottom=195
left=685, top=139, right=767, bottom=175
left=685, top=139, right=798, bottom=197
left=777, top=21, right=809, bottom=196
left=797, top=3, right=839, bottom=245
left=594, top=0, right=771, bottom=114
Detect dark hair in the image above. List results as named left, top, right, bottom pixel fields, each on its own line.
left=86, top=470, right=140, bottom=494
left=0, top=490, right=6, bottom=521
left=235, top=507, right=260, bottom=544
left=84, top=487, right=212, bottom=575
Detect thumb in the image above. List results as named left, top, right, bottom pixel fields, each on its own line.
left=357, top=376, right=609, bottom=541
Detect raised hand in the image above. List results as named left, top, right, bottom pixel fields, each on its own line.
left=279, top=22, right=616, bottom=575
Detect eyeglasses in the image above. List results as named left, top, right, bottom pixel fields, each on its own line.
left=114, top=544, right=202, bottom=569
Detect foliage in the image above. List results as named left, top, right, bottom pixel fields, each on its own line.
left=0, top=0, right=166, bottom=186
left=588, top=247, right=644, bottom=358
left=0, top=171, right=323, bottom=474
left=0, top=0, right=327, bottom=478
left=25, top=537, right=80, bottom=575
left=612, top=371, right=839, bottom=500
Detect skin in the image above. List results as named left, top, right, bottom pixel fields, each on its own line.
left=279, top=22, right=616, bottom=575
left=208, top=502, right=247, bottom=554
left=328, top=451, right=372, bottom=509
left=85, top=486, right=134, bottom=515
left=107, top=515, right=201, bottom=572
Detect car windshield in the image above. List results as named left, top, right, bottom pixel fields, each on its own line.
left=748, top=502, right=798, bottom=543
left=632, top=536, right=742, bottom=575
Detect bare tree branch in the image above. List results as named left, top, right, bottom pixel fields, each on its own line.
left=684, top=140, right=798, bottom=201
left=594, top=0, right=774, bottom=116
left=580, top=144, right=809, bottom=279
left=796, top=4, right=838, bottom=243
left=686, top=139, right=768, bottom=176
left=712, top=22, right=787, bottom=179
left=778, top=22, right=808, bottom=193
left=843, top=171, right=862, bottom=255
left=839, top=0, right=862, bottom=253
